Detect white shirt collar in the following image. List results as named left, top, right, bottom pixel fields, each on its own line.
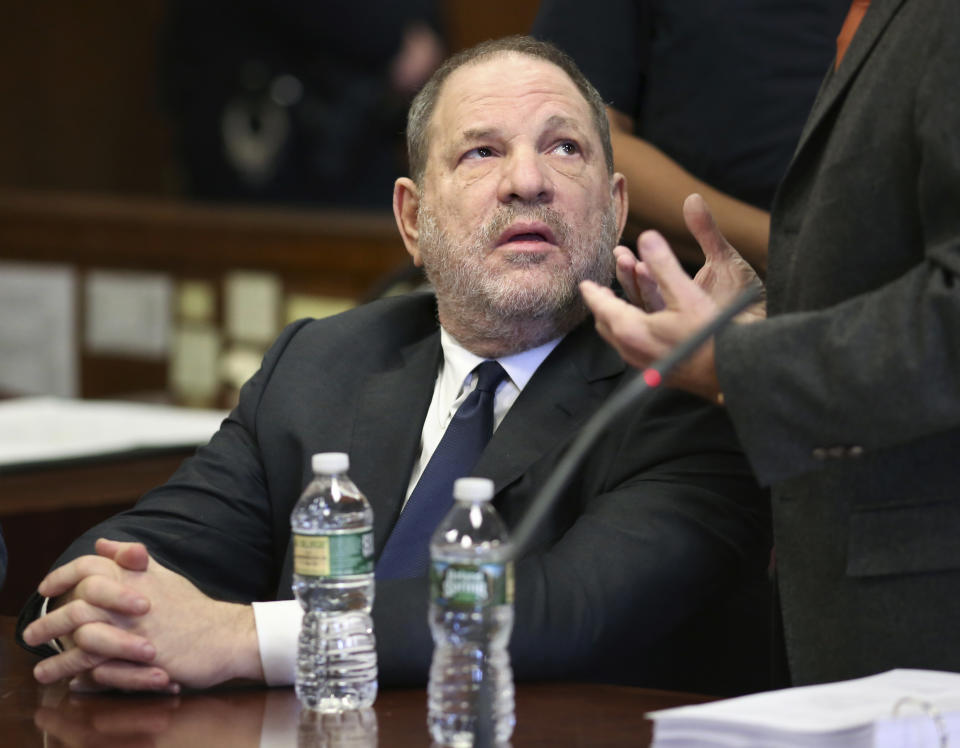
left=438, top=327, right=562, bottom=397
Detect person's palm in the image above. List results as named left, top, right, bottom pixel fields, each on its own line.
left=685, top=194, right=766, bottom=324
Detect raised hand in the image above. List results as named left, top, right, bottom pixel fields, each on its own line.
left=614, top=193, right=765, bottom=317
left=582, top=227, right=723, bottom=401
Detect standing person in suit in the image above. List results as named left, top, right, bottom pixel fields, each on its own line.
left=19, top=37, right=770, bottom=694
left=581, top=0, right=960, bottom=686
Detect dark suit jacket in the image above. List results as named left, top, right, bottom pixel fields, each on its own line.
left=716, top=0, right=960, bottom=685
left=21, top=293, right=770, bottom=691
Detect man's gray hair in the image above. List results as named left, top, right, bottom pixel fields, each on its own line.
left=406, top=35, right=614, bottom=185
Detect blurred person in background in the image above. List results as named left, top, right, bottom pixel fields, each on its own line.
left=161, top=0, right=446, bottom=208
left=533, top=0, right=849, bottom=273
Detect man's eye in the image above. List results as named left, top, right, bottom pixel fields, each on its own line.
left=552, top=141, right=579, bottom=156
left=463, top=146, right=494, bottom=160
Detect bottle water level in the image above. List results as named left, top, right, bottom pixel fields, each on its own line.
left=295, top=576, right=377, bottom=712
left=428, top=603, right=515, bottom=746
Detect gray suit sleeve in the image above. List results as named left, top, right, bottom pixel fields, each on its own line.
left=715, top=15, right=960, bottom=487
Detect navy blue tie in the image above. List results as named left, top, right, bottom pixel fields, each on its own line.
left=376, top=360, right=508, bottom=579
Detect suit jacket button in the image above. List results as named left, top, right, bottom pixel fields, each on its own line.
left=827, top=445, right=846, bottom=459
left=848, top=445, right=864, bottom=457
left=812, top=447, right=827, bottom=460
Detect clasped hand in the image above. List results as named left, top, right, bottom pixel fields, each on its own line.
left=22, top=538, right=262, bottom=693
left=581, top=194, right=766, bottom=400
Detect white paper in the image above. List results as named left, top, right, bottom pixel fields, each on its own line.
left=85, top=270, right=172, bottom=357
left=0, top=262, right=77, bottom=397
left=169, top=324, right=221, bottom=401
left=225, top=271, right=281, bottom=345
left=0, top=396, right=227, bottom=468
left=650, top=670, right=960, bottom=747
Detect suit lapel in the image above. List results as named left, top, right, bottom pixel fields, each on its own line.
left=790, top=0, right=907, bottom=165
left=350, top=333, right=441, bottom=553
left=473, top=322, right=625, bottom=494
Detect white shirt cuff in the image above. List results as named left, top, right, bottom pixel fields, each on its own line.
left=252, top=599, right=302, bottom=686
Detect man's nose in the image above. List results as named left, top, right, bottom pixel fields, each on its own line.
left=497, top=148, right=554, bottom=204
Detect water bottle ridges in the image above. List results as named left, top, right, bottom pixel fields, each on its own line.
left=427, top=477, right=516, bottom=746
left=292, top=453, right=378, bottom=713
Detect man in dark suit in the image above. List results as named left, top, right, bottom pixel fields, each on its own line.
left=583, top=0, right=960, bottom=686
left=20, top=37, right=769, bottom=694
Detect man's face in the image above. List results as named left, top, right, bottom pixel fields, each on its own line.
left=401, top=53, right=626, bottom=338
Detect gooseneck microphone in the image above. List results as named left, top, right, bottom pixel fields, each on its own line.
left=508, top=283, right=762, bottom=558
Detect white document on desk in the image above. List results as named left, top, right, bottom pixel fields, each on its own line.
left=649, top=669, right=960, bottom=747
left=0, top=397, right=228, bottom=468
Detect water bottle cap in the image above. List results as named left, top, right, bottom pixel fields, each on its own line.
left=311, top=452, right=349, bottom=474
left=453, top=477, right=494, bottom=502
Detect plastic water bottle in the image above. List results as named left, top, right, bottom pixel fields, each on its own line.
left=428, top=477, right=515, bottom=746
left=292, top=452, right=377, bottom=712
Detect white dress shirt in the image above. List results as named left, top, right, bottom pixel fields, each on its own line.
left=253, top=327, right=560, bottom=685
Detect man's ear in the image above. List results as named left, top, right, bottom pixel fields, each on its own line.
left=393, top=177, right=423, bottom=266
left=611, top=172, right=628, bottom=241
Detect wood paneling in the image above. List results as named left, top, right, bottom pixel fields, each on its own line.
left=0, top=1, right=542, bottom=199
left=0, top=190, right=409, bottom=401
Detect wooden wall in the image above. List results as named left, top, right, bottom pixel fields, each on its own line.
left=0, top=3, right=175, bottom=195
left=0, top=1, right=542, bottom=197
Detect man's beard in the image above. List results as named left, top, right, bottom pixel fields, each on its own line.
left=417, top=199, right=619, bottom=352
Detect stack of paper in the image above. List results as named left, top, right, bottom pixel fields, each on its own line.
left=649, top=669, right=960, bottom=747
left=0, top=396, right=227, bottom=469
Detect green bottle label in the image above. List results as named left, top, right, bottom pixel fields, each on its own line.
left=430, top=560, right=514, bottom=609
left=293, top=530, right=374, bottom=576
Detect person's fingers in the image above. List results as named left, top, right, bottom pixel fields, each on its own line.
left=581, top=281, right=668, bottom=367
left=581, top=280, right=629, bottom=341
left=633, top=262, right=666, bottom=313
left=23, top=593, right=147, bottom=649
left=32, top=621, right=160, bottom=683
left=613, top=245, right=643, bottom=304
left=613, top=245, right=666, bottom=312
left=83, top=660, right=179, bottom=694
left=68, top=672, right=179, bottom=697
left=636, top=231, right=699, bottom=310
left=23, top=598, right=100, bottom=647
left=682, top=194, right=731, bottom=263
left=72, top=621, right=157, bottom=663
left=36, top=559, right=149, bottom=617
left=95, top=538, right=150, bottom=572
left=38, top=556, right=123, bottom=599
left=580, top=279, right=622, bottom=321
left=74, top=575, right=150, bottom=616
left=33, top=644, right=109, bottom=684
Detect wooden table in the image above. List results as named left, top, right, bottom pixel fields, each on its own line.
left=0, top=616, right=713, bottom=746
